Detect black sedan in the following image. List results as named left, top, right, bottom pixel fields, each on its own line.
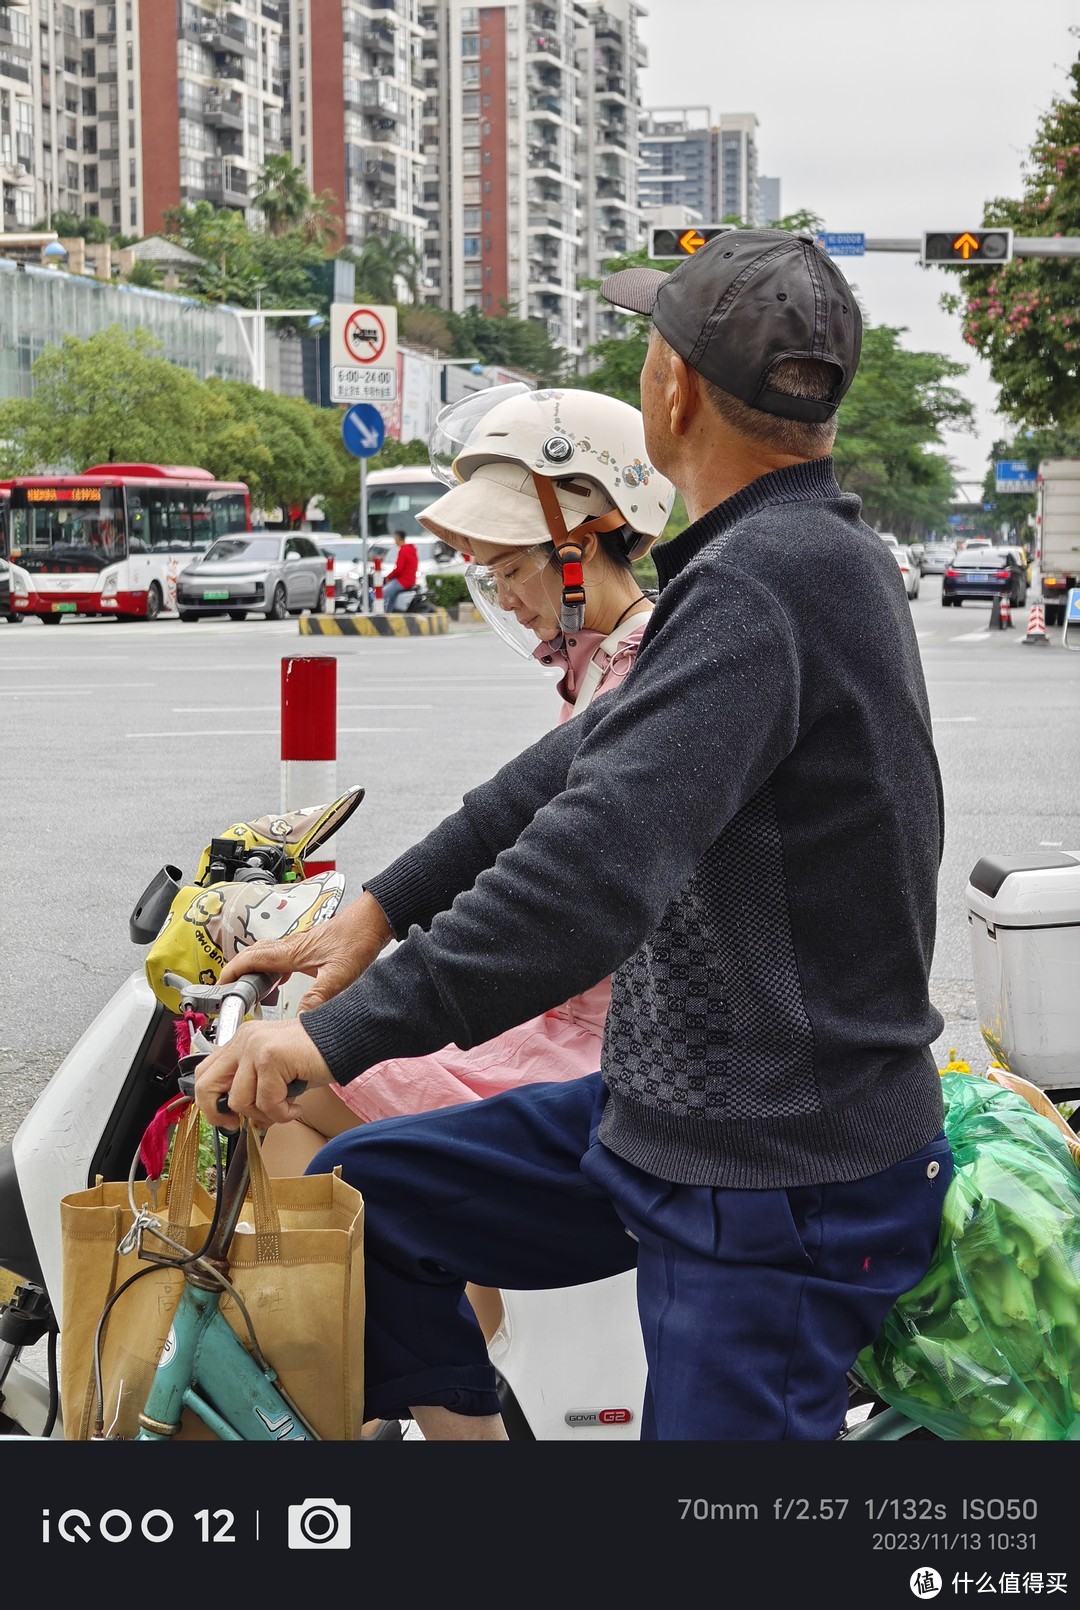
left=176, top=532, right=329, bottom=621
left=941, top=547, right=1028, bottom=608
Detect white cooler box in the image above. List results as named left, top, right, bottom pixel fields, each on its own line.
left=966, top=850, right=1080, bottom=1091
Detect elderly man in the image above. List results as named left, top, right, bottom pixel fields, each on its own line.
left=195, top=230, right=953, bottom=1442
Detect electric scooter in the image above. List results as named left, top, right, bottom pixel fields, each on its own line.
left=0, top=788, right=647, bottom=1441
left=4, top=795, right=1074, bottom=1442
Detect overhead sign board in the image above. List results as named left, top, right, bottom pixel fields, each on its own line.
left=330, top=303, right=398, bottom=403
left=819, top=233, right=865, bottom=256
left=648, top=224, right=736, bottom=260
left=922, top=229, right=1013, bottom=265
left=994, top=459, right=1038, bottom=494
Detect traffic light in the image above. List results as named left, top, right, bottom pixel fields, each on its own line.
left=648, top=225, right=737, bottom=260
left=922, top=229, right=1013, bottom=265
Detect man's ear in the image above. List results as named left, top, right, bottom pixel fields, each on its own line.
left=667, top=351, right=700, bottom=437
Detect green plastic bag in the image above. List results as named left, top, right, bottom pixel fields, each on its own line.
left=853, top=1072, right=1080, bottom=1441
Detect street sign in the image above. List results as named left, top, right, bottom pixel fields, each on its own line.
left=922, top=229, right=1013, bottom=265
left=341, top=402, right=386, bottom=460
left=819, top=233, right=865, bottom=257
left=648, top=224, right=736, bottom=259
left=994, top=459, right=1037, bottom=494
left=330, top=302, right=398, bottom=403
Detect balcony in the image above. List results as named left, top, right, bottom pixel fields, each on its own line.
left=359, top=79, right=403, bottom=117
left=204, top=160, right=249, bottom=207
left=360, top=22, right=395, bottom=55
left=205, top=90, right=244, bottom=129
left=198, top=19, right=254, bottom=56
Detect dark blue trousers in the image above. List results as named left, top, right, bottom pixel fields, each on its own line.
left=314, top=1074, right=953, bottom=1440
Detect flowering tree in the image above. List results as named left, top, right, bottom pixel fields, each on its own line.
left=941, top=40, right=1080, bottom=429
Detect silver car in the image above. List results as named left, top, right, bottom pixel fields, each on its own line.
left=176, top=532, right=329, bottom=621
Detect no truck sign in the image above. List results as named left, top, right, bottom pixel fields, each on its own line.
left=330, top=303, right=398, bottom=403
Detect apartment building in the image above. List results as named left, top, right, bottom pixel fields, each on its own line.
left=421, top=0, right=646, bottom=363
left=283, top=0, right=426, bottom=256
left=718, top=110, right=757, bottom=226
left=640, top=106, right=763, bottom=231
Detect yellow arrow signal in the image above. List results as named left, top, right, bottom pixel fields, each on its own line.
left=679, top=229, right=706, bottom=255
left=953, top=232, right=981, bottom=259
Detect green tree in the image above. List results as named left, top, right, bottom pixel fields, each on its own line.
left=201, top=381, right=342, bottom=518
left=833, top=324, right=973, bottom=538
left=345, top=232, right=423, bottom=305
left=251, top=152, right=316, bottom=238
left=977, top=423, right=1080, bottom=540
left=0, top=326, right=210, bottom=474
left=940, top=40, right=1080, bottom=428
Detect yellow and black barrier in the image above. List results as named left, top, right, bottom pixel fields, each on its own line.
left=299, top=609, right=452, bottom=638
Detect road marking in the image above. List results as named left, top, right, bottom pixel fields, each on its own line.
left=170, top=703, right=434, bottom=713
left=125, top=727, right=419, bottom=738
left=950, top=630, right=990, bottom=641
left=932, top=716, right=977, bottom=723
left=0, top=682, right=155, bottom=694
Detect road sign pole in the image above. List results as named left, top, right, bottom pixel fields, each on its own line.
left=360, top=456, right=369, bottom=616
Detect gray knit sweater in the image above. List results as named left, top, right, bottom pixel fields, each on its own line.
left=303, top=459, right=946, bottom=1189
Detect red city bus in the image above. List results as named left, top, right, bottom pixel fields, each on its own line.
left=5, top=464, right=251, bottom=622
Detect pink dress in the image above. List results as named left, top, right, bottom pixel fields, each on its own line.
left=333, top=611, right=651, bottom=1121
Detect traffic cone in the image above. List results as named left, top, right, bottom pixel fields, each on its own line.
left=999, top=594, right=1013, bottom=629
left=1022, top=602, right=1050, bottom=645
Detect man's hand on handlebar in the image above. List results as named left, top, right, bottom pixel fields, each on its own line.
left=194, top=1017, right=336, bottom=1131
left=216, top=889, right=394, bottom=1012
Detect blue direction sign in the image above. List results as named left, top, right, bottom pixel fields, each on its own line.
left=341, top=402, right=386, bottom=459
left=819, top=232, right=865, bottom=257
left=994, top=460, right=1037, bottom=493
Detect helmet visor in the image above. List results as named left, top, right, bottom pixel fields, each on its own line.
left=429, top=381, right=535, bottom=487
left=465, top=544, right=561, bottom=660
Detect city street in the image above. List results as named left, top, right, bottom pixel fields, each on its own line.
left=1, top=580, right=1078, bottom=1145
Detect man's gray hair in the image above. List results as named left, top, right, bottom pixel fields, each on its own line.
left=701, top=359, right=840, bottom=456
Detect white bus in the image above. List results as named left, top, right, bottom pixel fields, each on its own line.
left=363, top=465, right=468, bottom=589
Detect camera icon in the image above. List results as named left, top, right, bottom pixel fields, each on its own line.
left=287, top=1499, right=352, bottom=1550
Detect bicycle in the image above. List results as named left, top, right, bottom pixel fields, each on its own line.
left=92, top=971, right=321, bottom=1443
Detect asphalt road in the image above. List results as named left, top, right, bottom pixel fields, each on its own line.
left=1, top=575, right=1078, bottom=1146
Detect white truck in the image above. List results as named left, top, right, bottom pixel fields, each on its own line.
left=1035, top=459, right=1080, bottom=627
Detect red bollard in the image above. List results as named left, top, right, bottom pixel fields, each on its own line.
left=281, top=656, right=337, bottom=875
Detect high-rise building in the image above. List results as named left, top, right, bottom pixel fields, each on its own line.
left=285, top=0, right=426, bottom=257
left=639, top=106, right=712, bottom=222
left=717, top=111, right=757, bottom=225
left=640, top=107, right=764, bottom=231
left=421, top=0, right=647, bottom=363
left=757, top=173, right=780, bottom=227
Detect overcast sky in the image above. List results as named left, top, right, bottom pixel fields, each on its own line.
left=635, top=1, right=1079, bottom=490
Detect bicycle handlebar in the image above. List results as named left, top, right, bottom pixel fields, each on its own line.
left=167, top=970, right=308, bottom=1112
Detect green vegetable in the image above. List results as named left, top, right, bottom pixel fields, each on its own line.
left=853, top=1073, right=1080, bottom=1440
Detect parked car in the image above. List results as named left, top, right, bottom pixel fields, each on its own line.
left=176, top=531, right=329, bottom=621
left=919, top=540, right=955, bottom=575
left=879, top=533, right=919, bottom=599
left=941, top=547, right=1029, bottom=608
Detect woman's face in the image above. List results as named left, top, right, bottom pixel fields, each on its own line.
left=460, top=538, right=562, bottom=641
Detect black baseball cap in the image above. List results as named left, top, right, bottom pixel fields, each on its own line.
left=599, top=229, right=862, bottom=424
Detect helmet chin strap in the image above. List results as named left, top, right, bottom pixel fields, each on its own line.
left=531, top=475, right=628, bottom=631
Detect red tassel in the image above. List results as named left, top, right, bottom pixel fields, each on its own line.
left=139, top=1093, right=193, bottom=1180
left=173, top=1009, right=208, bottom=1059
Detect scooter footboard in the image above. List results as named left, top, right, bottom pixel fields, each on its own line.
left=488, top=1270, right=646, bottom=1441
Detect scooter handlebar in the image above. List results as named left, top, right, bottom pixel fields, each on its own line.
left=165, top=970, right=309, bottom=1111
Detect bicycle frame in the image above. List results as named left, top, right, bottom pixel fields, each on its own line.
left=132, top=983, right=319, bottom=1442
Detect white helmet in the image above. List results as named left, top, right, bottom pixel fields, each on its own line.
left=423, top=385, right=674, bottom=563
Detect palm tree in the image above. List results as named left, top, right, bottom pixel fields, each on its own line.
left=251, top=154, right=313, bottom=238
left=352, top=231, right=422, bottom=304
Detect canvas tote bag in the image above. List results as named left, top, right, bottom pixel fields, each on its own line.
left=59, top=1106, right=365, bottom=1441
